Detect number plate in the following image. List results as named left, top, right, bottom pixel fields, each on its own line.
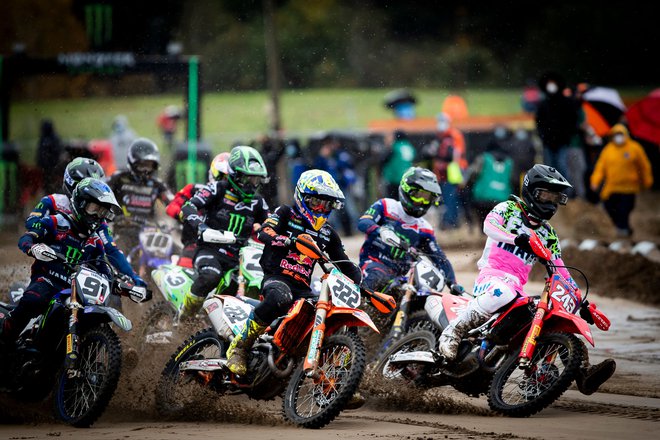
left=75, top=268, right=111, bottom=305
left=221, top=296, right=254, bottom=335
left=549, top=275, right=579, bottom=314
left=413, top=258, right=445, bottom=294
left=328, top=269, right=361, bottom=309
left=140, top=230, right=174, bottom=258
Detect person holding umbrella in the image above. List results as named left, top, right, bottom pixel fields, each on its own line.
left=590, top=124, right=653, bottom=238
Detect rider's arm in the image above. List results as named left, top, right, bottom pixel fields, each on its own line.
left=257, top=205, right=289, bottom=244
left=165, top=184, right=193, bottom=220
left=420, top=232, right=458, bottom=286
left=25, top=195, right=55, bottom=230
left=97, top=223, right=142, bottom=283
left=357, top=200, right=385, bottom=235
left=18, top=215, right=57, bottom=254
left=483, top=202, right=518, bottom=244
left=157, top=179, right=175, bottom=205
left=326, top=229, right=362, bottom=286
left=181, top=182, right=216, bottom=230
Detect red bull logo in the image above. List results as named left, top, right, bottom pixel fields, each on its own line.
left=286, top=251, right=314, bottom=267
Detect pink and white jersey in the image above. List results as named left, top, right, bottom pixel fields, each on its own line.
left=477, top=199, right=572, bottom=288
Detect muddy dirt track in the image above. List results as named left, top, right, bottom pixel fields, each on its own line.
left=0, top=193, right=659, bottom=439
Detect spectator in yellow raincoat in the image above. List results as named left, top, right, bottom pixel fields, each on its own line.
left=590, top=124, right=653, bottom=238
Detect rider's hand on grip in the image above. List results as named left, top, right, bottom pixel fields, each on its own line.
left=579, top=301, right=595, bottom=325
left=30, top=243, right=57, bottom=262
left=514, top=233, right=534, bottom=254
left=272, top=235, right=291, bottom=247
left=201, top=226, right=236, bottom=244
left=128, top=285, right=151, bottom=303
left=379, top=227, right=401, bottom=247
left=450, top=283, right=465, bottom=296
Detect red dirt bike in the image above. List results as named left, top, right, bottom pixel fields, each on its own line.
left=155, top=234, right=395, bottom=428
left=375, top=231, right=611, bottom=417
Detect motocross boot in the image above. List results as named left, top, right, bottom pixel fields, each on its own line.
left=179, top=292, right=205, bottom=319
left=437, top=300, right=490, bottom=361
left=226, top=312, right=267, bottom=376
left=576, top=358, right=616, bottom=395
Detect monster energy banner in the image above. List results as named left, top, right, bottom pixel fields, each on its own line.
left=57, top=52, right=135, bottom=74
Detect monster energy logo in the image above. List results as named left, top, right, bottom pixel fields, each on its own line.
left=65, top=246, right=83, bottom=265
left=85, top=4, right=113, bottom=48
left=227, top=213, right=246, bottom=235
left=390, top=247, right=406, bottom=259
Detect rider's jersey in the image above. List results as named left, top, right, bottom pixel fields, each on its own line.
left=479, top=199, right=575, bottom=287
left=357, top=198, right=457, bottom=285
left=26, top=193, right=138, bottom=282
left=107, top=170, right=173, bottom=219
left=258, top=205, right=361, bottom=291
left=19, top=211, right=109, bottom=286
left=181, top=180, right=269, bottom=261
left=166, top=183, right=206, bottom=246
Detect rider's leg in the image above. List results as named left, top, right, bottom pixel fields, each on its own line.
left=181, top=248, right=223, bottom=318
left=438, top=271, right=518, bottom=360
left=226, top=278, right=292, bottom=375
left=1, top=280, right=56, bottom=344
left=576, top=350, right=616, bottom=395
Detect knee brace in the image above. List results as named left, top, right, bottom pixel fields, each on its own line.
left=254, top=280, right=293, bottom=324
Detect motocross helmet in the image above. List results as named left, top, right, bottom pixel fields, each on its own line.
left=128, top=138, right=160, bottom=181
left=209, top=152, right=230, bottom=183
left=521, top=164, right=572, bottom=222
left=294, top=169, right=345, bottom=231
left=70, top=178, right=120, bottom=235
left=227, top=145, right=269, bottom=200
left=399, top=167, right=442, bottom=217
left=62, top=157, right=105, bottom=196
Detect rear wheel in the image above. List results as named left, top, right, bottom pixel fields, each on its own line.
left=134, top=301, right=178, bottom=356
left=53, top=325, right=122, bottom=427
left=488, top=333, right=584, bottom=417
left=155, top=327, right=227, bottom=416
left=283, top=332, right=366, bottom=429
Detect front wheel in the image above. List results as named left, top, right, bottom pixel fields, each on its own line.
left=488, top=332, right=584, bottom=418
left=155, top=327, right=227, bottom=416
left=53, top=325, right=122, bottom=427
left=283, top=331, right=366, bottom=429
left=374, top=330, right=437, bottom=386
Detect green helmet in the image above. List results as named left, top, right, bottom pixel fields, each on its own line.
left=227, top=145, right=269, bottom=200
left=399, top=167, right=442, bottom=217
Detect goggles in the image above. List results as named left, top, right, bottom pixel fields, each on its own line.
left=304, top=195, right=343, bottom=213
left=534, top=188, right=568, bottom=205
left=235, top=174, right=269, bottom=187
left=409, top=188, right=440, bottom=206
left=135, top=161, right=157, bottom=174
left=84, top=201, right=116, bottom=222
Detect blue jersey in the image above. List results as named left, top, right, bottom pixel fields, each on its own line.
left=19, top=211, right=110, bottom=286
left=357, top=198, right=456, bottom=284
left=26, top=193, right=138, bottom=282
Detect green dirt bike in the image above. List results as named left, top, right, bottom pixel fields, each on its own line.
left=133, top=231, right=265, bottom=356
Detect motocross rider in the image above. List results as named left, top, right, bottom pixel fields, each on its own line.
left=166, top=152, right=230, bottom=268
left=225, top=169, right=362, bottom=376
left=0, top=178, right=120, bottom=344
left=358, top=166, right=464, bottom=298
left=24, top=157, right=146, bottom=287
left=437, top=164, right=616, bottom=395
left=178, top=146, right=270, bottom=318
left=107, top=137, right=174, bottom=254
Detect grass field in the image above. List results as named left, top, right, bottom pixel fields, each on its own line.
left=10, top=87, right=650, bottom=164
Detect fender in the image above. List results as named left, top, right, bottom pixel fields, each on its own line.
left=326, top=307, right=379, bottom=334
left=544, top=309, right=594, bottom=346
left=441, top=292, right=469, bottom=322
left=81, top=305, right=133, bottom=331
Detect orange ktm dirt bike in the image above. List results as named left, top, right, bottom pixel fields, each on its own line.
left=155, top=234, right=395, bottom=428
left=375, top=231, right=611, bottom=417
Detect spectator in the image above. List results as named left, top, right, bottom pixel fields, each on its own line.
left=257, top=134, right=286, bottom=208
left=36, top=119, right=63, bottom=194
left=110, top=115, right=137, bottom=171
left=505, top=127, right=539, bottom=195
left=589, top=124, right=653, bottom=238
left=157, top=105, right=182, bottom=151
left=384, top=89, right=417, bottom=120
left=381, top=130, right=416, bottom=199
left=521, top=78, right=542, bottom=114
left=429, top=112, right=467, bottom=230
left=284, top=139, right=309, bottom=188
left=464, top=130, right=515, bottom=225
left=534, top=72, right=580, bottom=180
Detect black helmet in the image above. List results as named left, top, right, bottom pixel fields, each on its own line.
left=70, top=178, right=120, bottom=235
left=399, top=167, right=442, bottom=217
left=62, top=157, right=105, bottom=196
left=227, top=145, right=269, bottom=201
left=128, top=138, right=160, bottom=180
left=521, top=164, right=572, bottom=221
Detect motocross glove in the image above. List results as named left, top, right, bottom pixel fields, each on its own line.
left=378, top=226, right=401, bottom=247
left=132, top=275, right=148, bottom=288
left=30, top=243, right=57, bottom=262
left=514, top=233, right=534, bottom=255
left=450, top=283, right=465, bottom=296
left=579, top=300, right=595, bottom=325
left=271, top=235, right=291, bottom=247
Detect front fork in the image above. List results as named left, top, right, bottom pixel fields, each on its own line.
left=65, top=285, right=83, bottom=378
left=518, top=283, right=550, bottom=369
left=389, top=289, right=413, bottom=342
left=303, top=300, right=329, bottom=379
